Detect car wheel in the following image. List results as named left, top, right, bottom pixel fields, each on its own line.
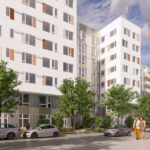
left=115, top=132, right=119, bottom=137
left=7, top=133, right=15, bottom=140
left=31, top=133, right=38, bottom=138
left=53, top=132, right=59, bottom=137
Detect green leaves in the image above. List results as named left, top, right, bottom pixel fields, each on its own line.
left=101, top=85, right=136, bottom=116
left=0, top=61, right=21, bottom=114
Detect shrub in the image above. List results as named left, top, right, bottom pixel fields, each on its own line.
left=37, top=115, right=49, bottom=126
left=52, top=113, right=64, bottom=129
left=82, top=116, right=95, bottom=128
left=102, top=116, right=113, bottom=128
left=125, top=116, right=134, bottom=128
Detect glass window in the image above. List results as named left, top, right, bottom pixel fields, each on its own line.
left=10, top=29, right=14, bottom=38
left=43, top=21, right=50, bottom=32
left=46, top=76, right=53, bottom=86
left=0, top=25, right=2, bottom=37
left=26, top=53, right=32, bottom=64
left=26, top=15, right=32, bottom=26
left=46, top=4, right=53, bottom=16
left=46, top=40, right=53, bottom=51
left=39, top=96, right=46, bottom=107
left=43, top=57, right=50, bottom=68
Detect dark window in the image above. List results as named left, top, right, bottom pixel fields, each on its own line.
left=46, top=76, right=53, bottom=86
left=10, top=29, right=14, bottom=38
left=26, top=15, right=32, bottom=26
left=39, top=96, right=46, bottom=107
left=43, top=21, right=50, bottom=32
left=29, top=73, right=35, bottom=83
left=46, top=40, right=53, bottom=51
left=46, top=5, right=53, bottom=16
left=26, top=53, right=32, bottom=64
left=43, top=58, right=50, bottom=68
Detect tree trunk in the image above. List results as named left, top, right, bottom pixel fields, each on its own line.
left=72, top=115, right=76, bottom=134
left=117, top=115, right=120, bottom=126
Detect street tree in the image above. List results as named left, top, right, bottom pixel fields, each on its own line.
left=0, top=61, right=21, bottom=125
left=137, top=93, right=150, bottom=123
left=58, top=77, right=95, bottom=133
left=101, top=84, right=135, bottom=125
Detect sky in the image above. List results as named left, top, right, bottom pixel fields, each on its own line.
left=77, top=0, right=150, bottom=66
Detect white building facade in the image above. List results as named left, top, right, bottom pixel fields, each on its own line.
left=141, top=65, right=150, bottom=93
left=0, top=0, right=77, bottom=127
left=99, top=17, right=141, bottom=104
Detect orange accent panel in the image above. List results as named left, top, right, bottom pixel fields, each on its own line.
left=71, top=48, right=74, bottom=57
left=32, top=17, right=36, bottom=28
left=138, top=58, right=140, bottom=64
left=71, top=16, right=74, bottom=25
left=22, top=0, right=26, bottom=4
left=43, top=76, right=46, bottom=85
left=43, top=39, right=46, bottom=49
left=128, top=79, right=130, bottom=85
left=107, top=45, right=110, bottom=51
left=107, top=80, right=110, bottom=87
left=32, top=55, right=36, bottom=65
left=10, top=49, right=14, bottom=61
left=10, top=8, right=14, bottom=20
left=128, top=54, right=130, bottom=61
left=43, top=3, right=46, bottom=13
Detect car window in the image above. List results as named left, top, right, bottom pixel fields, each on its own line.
left=0, top=124, right=6, bottom=129
left=41, top=125, right=48, bottom=129
left=8, top=124, right=15, bottom=128
left=47, top=125, right=55, bottom=129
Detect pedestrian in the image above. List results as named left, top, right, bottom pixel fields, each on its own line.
left=133, top=117, right=140, bottom=140
left=140, top=117, right=146, bottom=140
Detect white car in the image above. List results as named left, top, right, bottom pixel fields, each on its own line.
left=23, top=124, right=59, bottom=138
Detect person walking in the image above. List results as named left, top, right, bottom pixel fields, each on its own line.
left=133, top=117, right=140, bottom=140
left=140, top=117, right=146, bottom=140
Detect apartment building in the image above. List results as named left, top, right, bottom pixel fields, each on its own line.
left=77, top=23, right=103, bottom=116
left=99, top=17, right=141, bottom=105
left=141, top=64, right=150, bottom=93
left=0, top=0, right=77, bottom=128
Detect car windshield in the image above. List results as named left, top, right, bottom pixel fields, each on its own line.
left=110, top=126, right=119, bottom=129
left=32, top=126, right=40, bottom=129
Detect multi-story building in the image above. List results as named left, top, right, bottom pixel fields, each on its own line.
left=77, top=23, right=100, bottom=116
left=141, top=64, right=150, bottom=93
left=0, top=0, right=77, bottom=128
left=99, top=17, right=141, bottom=105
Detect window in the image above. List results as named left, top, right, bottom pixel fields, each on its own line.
left=80, top=31, right=86, bottom=40
left=39, top=96, right=46, bottom=107
left=43, top=21, right=55, bottom=34
left=101, top=36, right=105, bottom=42
left=22, top=0, right=36, bottom=8
left=136, top=46, right=139, bottom=52
left=101, top=59, right=105, bottom=65
left=64, top=29, right=73, bottom=40
left=52, top=60, right=58, bottom=70
left=63, top=12, right=74, bottom=24
left=79, top=67, right=87, bottom=76
left=0, top=25, right=1, bottom=37
left=123, top=65, right=128, bottom=72
left=46, top=76, right=53, bottom=86
left=101, top=48, right=105, bottom=54
left=132, top=56, right=136, bottom=62
left=122, top=39, right=128, bottom=48
left=133, top=80, right=136, bottom=86
left=25, top=72, right=36, bottom=84
left=43, top=58, right=50, bottom=68
left=22, top=13, right=36, bottom=28
left=133, top=68, right=139, bottom=75
left=79, top=55, right=87, bottom=64
left=63, top=46, right=74, bottom=57
left=124, top=53, right=130, bottom=61
left=66, top=0, right=73, bottom=8
left=55, top=43, right=57, bottom=52
left=21, top=94, right=29, bottom=106
left=43, top=3, right=53, bottom=16
left=63, top=63, right=73, bottom=73
left=24, top=34, right=36, bottom=46
left=79, top=43, right=87, bottom=52
left=110, top=54, right=116, bottom=61
left=133, top=32, right=136, bottom=39
left=101, top=71, right=105, bottom=76
left=55, top=78, right=57, bottom=87
left=108, top=79, right=116, bottom=87
left=10, top=29, right=14, bottom=38
left=19, top=114, right=30, bottom=128
left=6, top=7, right=14, bottom=20
left=6, top=48, right=14, bottom=60
left=22, top=53, right=32, bottom=64
left=124, top=28, right=130, bottom=36
left=110, top=66, right=116, bottom=73
left=124, top=78, right=130, bottom=85
left=43, top=39, right=53, bottom=51
left=110, top=29, right=116, bottom=37
left=108, top=41, right=116, bottom=50
left=101, top=82, right=105, bottom=88
left=55, top=8, right=58, bottom=18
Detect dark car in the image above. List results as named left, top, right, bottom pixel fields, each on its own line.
left=0, top=124, right=21, bottom=140
left=104, top=125, right=131, bottom=137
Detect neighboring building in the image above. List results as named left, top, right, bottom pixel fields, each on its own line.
left=99, top=17, right=141, bottom=105
left=77, top=23, right=100, bottom=117
left=141, top=64, right=150, bottom=93
left=0, top=0, right=77, bottom=128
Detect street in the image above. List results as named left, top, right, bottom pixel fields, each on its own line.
left=0, top=133, right=150, bottom=150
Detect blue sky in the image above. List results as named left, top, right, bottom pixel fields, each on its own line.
left=77, top=0, right=150, bottom=66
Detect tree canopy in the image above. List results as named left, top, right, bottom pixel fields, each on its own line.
left=58, top=77, right=96, bottom=132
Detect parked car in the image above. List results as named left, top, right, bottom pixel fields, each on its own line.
left=0, top=124, right=21, bottom=140
left=23, top=124, right=59, bottom=138
left=104, top=125, right=131, bottom=137
left=145, top=126, right=150, bottom=132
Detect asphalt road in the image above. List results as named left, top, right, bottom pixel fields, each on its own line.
left=0, top=132, right=150, bottom=150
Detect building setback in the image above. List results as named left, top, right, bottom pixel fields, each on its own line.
left=0, top=0, right=77, bottom=128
